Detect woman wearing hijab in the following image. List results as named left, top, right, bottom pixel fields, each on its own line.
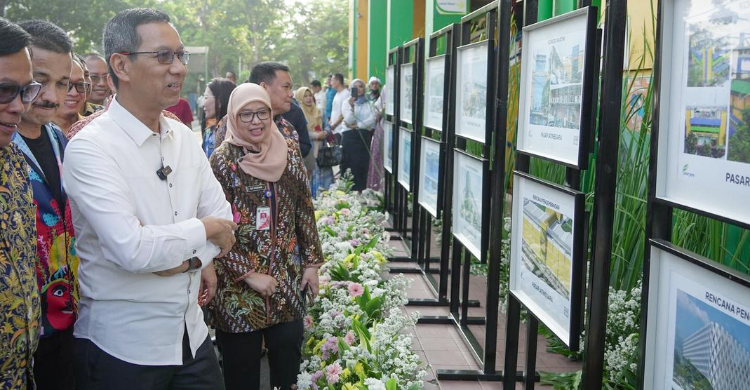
left=341, top=78, right=379, bottom=191
left=201, top=77, right=236, bottom=157
left=295, top=86, right=334, bottom=197
left=208, top=83, right=324, bottom=390
left=366, top=76, right=384, bottom=191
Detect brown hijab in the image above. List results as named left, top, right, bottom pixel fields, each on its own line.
left=224, top=83, right=288, bottom=182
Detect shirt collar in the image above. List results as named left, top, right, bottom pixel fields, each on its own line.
left=108, top=98, right=174, bottom=146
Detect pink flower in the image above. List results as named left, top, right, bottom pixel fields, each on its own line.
left=311, top=370, right=323, bottom=383
left=344, top=331, right=355, bottom=346
left=304, top=315, right=313, bottom=329
left=326, top=362, right=343, bottom=384
left=350, top=239, right=360, bottom=247
left=339, top=208, right=351, bottom=216
left=348, top=282, right=364, bottom=297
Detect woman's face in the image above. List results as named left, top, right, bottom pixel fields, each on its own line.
left=302, top=90, right=314, bottom=106
left=236, top=100, right=272, bottom=146
left=202, top=86, right=216, bottom=119
left=354, top=82, right=365, bottom=97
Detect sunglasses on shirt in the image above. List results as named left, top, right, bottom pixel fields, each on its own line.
left=0, top=81, right=42, bottom=104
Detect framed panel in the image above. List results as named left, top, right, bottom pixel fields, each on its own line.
left=452, top=151, right=484, bottom=259
left=654, top=0, right=750, bottom=228
left=385, top=65, right=395, bottom=116
left=642, top=240, right=750, bottom=390
left=424, top=56, right=446, bottom=131
left=397, top=128, right=412, bottom=190
left=517, top=7, right=598, bottom=168
left=383, top=121, right=394, bottom=173
left=454, top=41, right=489, bottom=142
left=400, top=64, right=414, bottom=124
left=509, top=172, right=586, bottom=348
left=419, top=137, right=441, bottom=217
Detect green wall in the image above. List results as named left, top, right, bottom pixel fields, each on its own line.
left=368, top=0, right=388, bottom=81
left=387, top=0, right=414, bottom=50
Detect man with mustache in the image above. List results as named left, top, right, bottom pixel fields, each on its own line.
left=83, top=53, right=110, bottom=112
left=0, top=17, right=43, bottom=390
left=63, top=8, right=235, bottom=389
left=15, top=19, right=79, bottom=390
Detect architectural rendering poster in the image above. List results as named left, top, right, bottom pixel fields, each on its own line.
left=517, top=8, right=595, bottom=167
left=400, top=64, right=414, bottom=124
left=385, top=65, right=395, bottom=116
left=455, top=42, right=489, bottom=142
left=657, top=0, right=750, bottom=226
left=418, top=138, right=441, bottom=217
left=383, top=121, right=393, bottom=173
left=398, top=128, right=412, bottom=191
left=452, top=152, right=484, bottom=259
left=424, top=56, right=446, bottom=130
left=643, top=244, right=750, bottom=390
left=510, top=173, right=583, bottom=345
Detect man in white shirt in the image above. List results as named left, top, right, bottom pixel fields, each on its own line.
left=62, top=8, right=236, bottom=390
left=328, top=73, right=350, bottom=137
left=309, top=79, right=326, bottom=121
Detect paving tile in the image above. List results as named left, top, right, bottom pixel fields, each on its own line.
left=438, top=380, right=484, bottom=390
left=425, top=349, right=471, bottom=365
left=419, top=337, right=461, bottom=351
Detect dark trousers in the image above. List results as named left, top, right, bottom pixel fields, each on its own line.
left=215, top=320, right=304, bottom=390
left=34, top=327, right=75, bottom=390
left=74, top=332, right=224, bottom=390
left=340, top=129, right=373, bottom=191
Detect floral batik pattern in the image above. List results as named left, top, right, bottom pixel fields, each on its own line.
left=0, top=144, right=41, bottom=390
left=208, top=136, right=323, bottom=333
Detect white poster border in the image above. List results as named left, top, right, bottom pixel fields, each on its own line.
left=451, top=151, right=484, bottom=259
left=397, top=127, right=412, bottom=191
left=454, top=41, right=489, bottom=143
left=424, top=56, right=446, bottom=131
left=418, top=137, right=441, bottom=217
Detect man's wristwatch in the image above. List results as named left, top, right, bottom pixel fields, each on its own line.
left=183, top=257, right=203, bottom=273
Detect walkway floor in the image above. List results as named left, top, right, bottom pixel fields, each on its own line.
left=385, top=235, right=580, bottom=390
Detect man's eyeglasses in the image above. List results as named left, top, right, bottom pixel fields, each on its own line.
left=238, top=110, right=271, bottom=123
left=0, top=81, right=42, bottom=104
left=117, top=49, right=190, bottom=65
left=90, top=74, right=109, bottom=84
left=68, top=82, right=91, bottom=94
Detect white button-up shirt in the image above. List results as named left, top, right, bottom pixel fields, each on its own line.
left=62, top=98, right=232, bottom=366
left=329, top=88, right=351, bottom=134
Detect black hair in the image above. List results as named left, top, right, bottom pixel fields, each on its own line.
left=333, top=73, right=344, bottom=85
left=103, top=8, right=171, bottom=88
left=249, top=61, right=290, bottom=85
left=207, top=77, right=236, bottom=121
left=18, top=19, right=72, bottom=54
left=310, top=80, right=321, bottom=88
left=0, top=18, right=31, bottom=57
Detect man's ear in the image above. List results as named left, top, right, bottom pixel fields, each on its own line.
left=109, top=53, right=130, bottom=85
left=259, top=81, right=268, bottom=90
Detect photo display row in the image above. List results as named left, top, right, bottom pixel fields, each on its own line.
left=509, top=172, right=586, bottom=347
left=656, top=0, right=750, bottom=227
left=517, top=7, right=598, bottom=168
left=643, top=241, right=750, bottom=390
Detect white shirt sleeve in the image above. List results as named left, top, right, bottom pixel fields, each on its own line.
left=63, top=138, right=210, bottom=274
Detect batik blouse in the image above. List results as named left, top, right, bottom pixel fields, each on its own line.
left=0, top=144, right=41, bottom=389
left=208, top=133, right=323, bottom=333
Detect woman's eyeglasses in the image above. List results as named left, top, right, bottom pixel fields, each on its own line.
left=68, top=82, right=91, bottom=94
left=0, top=81, right=42, bottom=104
left=117, top=49, right=190, bottom=65
left=238, top=110, right=271, bottom=123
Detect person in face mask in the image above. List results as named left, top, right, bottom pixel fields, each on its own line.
left=368, top=76, right=381, bottom=101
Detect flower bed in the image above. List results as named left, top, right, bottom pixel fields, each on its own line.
left=298, top=183, right=427, bottom=390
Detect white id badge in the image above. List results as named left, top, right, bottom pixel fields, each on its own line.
left=256, top=206, right=271, bottom=230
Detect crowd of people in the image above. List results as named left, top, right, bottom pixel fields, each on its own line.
left=0, top=6, right=386, bottom=390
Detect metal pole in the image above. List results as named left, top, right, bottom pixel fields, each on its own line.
left=582, top=0, right=628, bottom=385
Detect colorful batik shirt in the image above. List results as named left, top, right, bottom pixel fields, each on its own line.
left=208, top=135, right=323, bottom=333
left=0, top=144, right=41, bottom=389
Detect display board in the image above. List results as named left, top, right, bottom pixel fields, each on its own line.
left=517, top=7, right=598, bottom=168
left=509, top=172, right=585, bottom=347
left=418, top=137, right=441, bottom=217
left=643, top=240, right=750, bottom=390
left=400, top=64, right=414, bottom=124
left=452, top=151, right=484, bottom=259
left=383, top=121, right=394, bottom=173
left=455, top=42, right=489, bottom=142
left=424, top=56, right=446, bottom=131
left=654, top=0, right=750, bottom=227
left=397, top=128, right=412, bottom=190
left=385, top=65, right=395, bottom=116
